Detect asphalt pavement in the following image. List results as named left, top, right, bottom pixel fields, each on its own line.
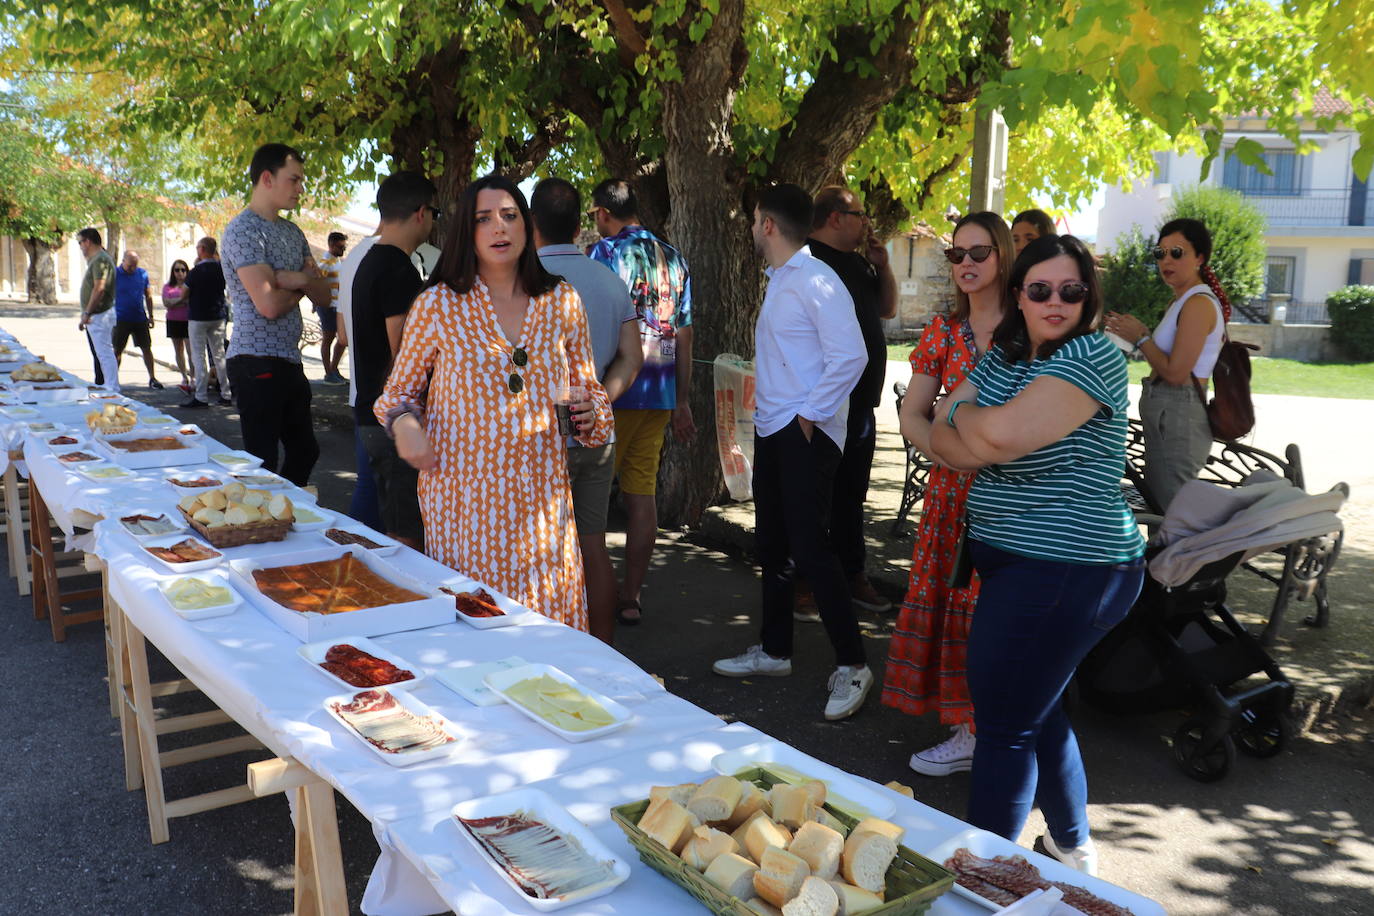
left=1, top=299, right=1372, bottom=914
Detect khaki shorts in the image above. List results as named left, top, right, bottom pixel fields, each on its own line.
left=567, top=443, right=615, bottom=535
left=613, top=408, right=671, bottom=496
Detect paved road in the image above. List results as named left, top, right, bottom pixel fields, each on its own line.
left=1, top=298, right=1372, bottom=914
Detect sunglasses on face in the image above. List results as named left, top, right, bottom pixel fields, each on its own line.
left=507, top=346, right=528, bottom=394
left=944, top=245, right=996, bottom=264
left=1152, top=246, right=1186, bottom=261
left=1023, top=281, right=1089, bottom=304
left=423, top=205, right=442, bottom=221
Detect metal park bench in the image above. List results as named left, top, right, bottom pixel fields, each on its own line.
left=889, top=380, right=933, bottom=537
left=1120, top=419, right=1347, bottom=646
left=299, top=316, right=323, bottom=351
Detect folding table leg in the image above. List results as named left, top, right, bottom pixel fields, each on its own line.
left=3, top=466, right=30, bottom=596
left=123, top=615, right=172, bottom=843
left=247, top=758, right=348, bottom=916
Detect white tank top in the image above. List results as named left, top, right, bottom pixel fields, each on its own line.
left=1152, top=283, right=1224, bottom=380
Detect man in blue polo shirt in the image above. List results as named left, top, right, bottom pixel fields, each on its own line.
left=112, top=250, right=164, bottom=389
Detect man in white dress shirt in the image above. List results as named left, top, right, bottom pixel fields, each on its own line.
left=712, top=183, right=872, bottom=721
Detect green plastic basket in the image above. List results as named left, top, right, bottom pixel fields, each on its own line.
left=610, top=766, right=954, bottom=916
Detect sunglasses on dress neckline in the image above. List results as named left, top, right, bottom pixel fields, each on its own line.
left=1152, top=246, right=1187, bottom=261
left=1023, top=281, right=1089, bottom=304
left=507, top=346, right=528, bottom=393
left=944, top=245, right=996, bottom=264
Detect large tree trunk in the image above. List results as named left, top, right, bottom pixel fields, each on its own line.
left=22, top=237, right=59, bottom=305
left=104, top=218, right=123, bottom=265
left=654, top=0, right=757, bottom=528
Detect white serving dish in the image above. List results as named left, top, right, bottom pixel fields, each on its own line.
left=156, top=569, right=241, bottom=620
left=116, top=510, right=186, bottom=541
left=174, top=424, right=205, bottom=440
left=286, top=502, right=335, bottom=531
left=437, top=656, right=529, bottom=706
left=164, top=469, right=226, bottom=491
left=296, top=635, right=424, bottom=693
left=0, top=406, right=39, bottom=418
left=230, top=470, right=290, bottom=490
left=138, top=532, right=224, bottom=573
left=15, top=382, right=83, bottom=404
left=44, top=432, right=88, bottom=450
left=94, top=429, right=207, bottom=469
left=316, top=525, right=401, bottom=556
left=438, top=575, right=532, bottom=629
left=76, top=461, right=138, bottom=482
left=208, top=449, right=263, bottom=471
left=25, top=421, right=60, bottom=434
left=323, top=688, right=466, bottom=767
left=86, top=389, right=126, bottom=402
left=924, top=827, right=1166, bottom=915
left=52, top=445, right=105, bottom=467
left=711, top=739, right=897, bottom=820
left=484, top=662, right=632, bottom=743
left=449, top=787, right=631, bottom=911
left=228, top=545, right=453, bottom=642
left=137, top=413, right=177, bottom=426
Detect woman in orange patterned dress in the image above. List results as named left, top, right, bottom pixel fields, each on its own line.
left=881, top=211, right=1013, bottom=775
left=374, top=176, right=612, bottom=631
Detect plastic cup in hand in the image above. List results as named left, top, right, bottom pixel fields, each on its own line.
left=557, top=384, right=587, bottom=436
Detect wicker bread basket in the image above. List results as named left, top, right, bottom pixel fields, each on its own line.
left=610, top=765, right=954, bottom=916
left=178, top=506, right=293, bottom=547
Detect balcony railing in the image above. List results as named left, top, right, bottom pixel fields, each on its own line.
left=1233, top=299, right=1331, bottom=326
left=1230, top=187, right=1373, bottom=228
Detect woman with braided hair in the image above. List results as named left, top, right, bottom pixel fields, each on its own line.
left=1104, top=218, right=1229, bottom=512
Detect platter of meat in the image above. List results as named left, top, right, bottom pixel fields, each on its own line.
left=176, top=424, right=205, bottom=439
left=119, top=511, right=185, bottom=539
left=166, top=471, right=224, bottom=490
left=324, top=688, right=466, bottom=767
left=139, top=534, right=224, bottom=572
left=450, top=787, right=630, bottom=910
left=298, top=636, right=422, bottom=692
left=46, top=434, right=84, bottom=448
left=927, top=828, right=1163, bottom=915
left=320, top=526, right=401, bottom=556
left=54, top=448, right=103, bottom=465
left=438, top=577, right=531, bottom=630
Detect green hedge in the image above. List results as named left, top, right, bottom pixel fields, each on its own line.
left=1326, top=286, right=1374, bottom=361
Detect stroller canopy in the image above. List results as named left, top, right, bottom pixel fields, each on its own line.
left=1149, top=471, right=1346, bottom=588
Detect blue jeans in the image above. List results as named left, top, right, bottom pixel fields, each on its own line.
left=966, top=540, right=1144, bottom=849
left=349, top=427, right=384, bottom=531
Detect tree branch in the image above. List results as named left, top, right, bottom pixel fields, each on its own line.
left=598, top=0, right=648, bottom=64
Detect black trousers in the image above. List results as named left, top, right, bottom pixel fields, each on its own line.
left=87, top=329, right=102, bottom=385
left=755, top=418, right=866, bottom=667
left=226, top=355, right=319, bottom=486
left=830, top=407, right=877, bottom=578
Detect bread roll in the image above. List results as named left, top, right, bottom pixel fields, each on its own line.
left=224, top=503, right=258, bottom=526
left=731, top=809, right=768, bottom=850
left=650, top=783, right=698, bottom=807
left=681, top=825, right=739, bottom=871
left=726, top=780, right=770, bottom=829
left=241, top=488, right=267, bottom=509
left=753, top=846, right=810, bottom=908
left=640, top=798, right=695, bottom=854
left=812, top=807, right=847, bottom=835
left=267, top=492, right=292, bottom=521
left=689, top=775, right=744, bottom=825
left=192, top=507, right=225, bottom=527
left=782, top=876, right=839, bottom=916
left=222, top=481, right=246, bottom=502
left=849, top=818, right=903, bottom=844
left=747, top=898, right=784, bottom=916
left=743, top=816, right=793, bottom=864
left=798, top=779, right=827, bottom=809
left=840, top=830, right=896, bottom=894
left=882, top=780, right=914, bottom=799
left=178, top=492, right=204, bottom=513
left=703, top=852, right=758, bottom=900
left=827, top=881, right=883, bottom=916
left=770, top=785, right=812, bottom=830
left=203, top=489, right=228, bottom=511
left=788, top=821, right=843, bottom=880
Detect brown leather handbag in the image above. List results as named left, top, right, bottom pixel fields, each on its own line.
left=1192, top=333, right=1259, bottom=441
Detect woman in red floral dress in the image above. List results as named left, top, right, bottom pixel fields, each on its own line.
left=882, top=211, right=1014, bottom=775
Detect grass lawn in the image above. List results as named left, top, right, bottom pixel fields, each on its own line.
left=886, top=344, right=1374, bottom=400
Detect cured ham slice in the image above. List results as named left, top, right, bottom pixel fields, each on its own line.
left=457, top=812, right=615, bottom=899
left=320, top=644, right=415, bottom=687
left=329, top=689, right=455, bottom=754
left=943, top=848, right=1136, bottom=916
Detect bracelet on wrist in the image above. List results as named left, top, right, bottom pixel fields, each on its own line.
left=946, top=399, right=969, bottom=428
left=1132, top=332, right=1151, bottom=352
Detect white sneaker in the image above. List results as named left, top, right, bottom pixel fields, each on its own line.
left=1042, top=833, right=1098, bottom=876
left=824, top=665, right=873, bottom=720
left=908, top=723, right=976, bottom=776
left=713, top=645, right=792, bottom=677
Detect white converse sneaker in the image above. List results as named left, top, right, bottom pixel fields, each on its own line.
left=712, top=645, right=792, bottom=677
left=824, top=665, right=873, bottom=720
left=1042, top=833, right=1098, bottom=876
left=908, top=723, right=976, bottom=776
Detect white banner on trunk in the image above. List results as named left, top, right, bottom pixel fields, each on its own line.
left=713, top=353, right=756, bottom=501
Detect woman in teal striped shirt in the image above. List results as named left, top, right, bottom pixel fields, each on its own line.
left=928, top=234, right=1145, bottom=875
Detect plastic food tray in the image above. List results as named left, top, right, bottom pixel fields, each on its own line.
left=484, top=662, right=632, bottom=743
left=297, top=635, right=424, bottom=693
left=438, top=575, right=533, bottom=629
left=323, top=688, right=467, bottom=767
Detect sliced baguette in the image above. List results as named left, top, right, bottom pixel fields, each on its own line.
left=787, top=821, right=844, bottom=880
left=640, top=798, right=695, bottom=854
left=704, top=852, right=758, bottom=900
left=649, top=783, right=699, bottom=808
left=812, top=807, right=847, bottom=835
left=827, top=880, right=884, bottom=916
left=732, top=809, right=770, bottom=850
left=770, top=784, right=812, bottom=830
left=743, top=816, right=793, bottom=864
left=688, top=774, right=744, bottom=825
left=849, top=817, right=903, bottom=845
left=839, top=830, right=896, bottom=894
left=681, top=825, right=739, bottom=871
left=782, top=875, right=839, bottom=916
left=746, top=898, right=784, bottom=916
left=726, top=779, right=770, bottom=829
left=754, top=846, right=811, bottom=908
left=798, top=779, right=827, bottom=809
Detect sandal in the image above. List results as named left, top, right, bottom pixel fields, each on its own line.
left=616, top=599, right=643, bottom=626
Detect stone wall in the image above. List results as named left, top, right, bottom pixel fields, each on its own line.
left=884, top=231, right=955, bottom=339
left=1227, top=322, right=1339, bottom=362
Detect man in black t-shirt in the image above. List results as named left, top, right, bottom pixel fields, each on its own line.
left=804, top=186, right=898, bottom=614
left=182, top=236, right=233, bottom=408
left=351, top=171, right=437, bottom=549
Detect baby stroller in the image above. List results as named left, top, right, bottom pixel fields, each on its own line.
left=1077, top=473, right=1347, bottom=782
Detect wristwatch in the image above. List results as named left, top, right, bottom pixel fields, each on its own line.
left=1132, top=332, right=1152, bottom=353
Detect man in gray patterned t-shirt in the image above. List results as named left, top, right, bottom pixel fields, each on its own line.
left=220, top=143, right=330, bottom=485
